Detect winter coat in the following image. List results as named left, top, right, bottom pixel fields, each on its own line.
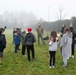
left=21, top=32, right=26, bottom=45
left=36, top=27, right=43, bottom=35
left=70, top=27, right=76, bottom=41
left=49, top=40, right=58, bottom=51
left=14, top=35, right=20, bottom=45
left=60, top=32, right=72, bottom=58
left=0, top=34, right=6, bottom=52
left=25, top=33, right=36, bottom=45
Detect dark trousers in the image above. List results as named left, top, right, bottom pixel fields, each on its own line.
left=72, top=41, right=75, bottom=55
left=15, top=44, right=19, bottom=53
left=27, top=45, right=35, bottom=61
left=18, top=44, right=20, bottom=50
left=22, top=45, right=26, bottom=55
left=49, top=51, right=56, bottom=66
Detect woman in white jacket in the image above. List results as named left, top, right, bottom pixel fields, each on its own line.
left=60, top=27, right=72, bottom=67
left=48, top=31, right=58, bottom=68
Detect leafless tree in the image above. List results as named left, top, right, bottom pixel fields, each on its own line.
left=56, top=7, right=67, bottom=20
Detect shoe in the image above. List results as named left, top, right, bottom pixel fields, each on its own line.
left=63, top=65, right=67, bottom=68
left=22, top=55, right=26, bottom=57
left=71, top=55, right=74, bottom=58
left=49, top=66, right=52, bottom=68
left=18, top=49, right=20, bottom=50
left=52, top=65, right=55, bottom=68
left=67, top=57, right=69, bottom=59
left=32, top=59, right=35, bottom=61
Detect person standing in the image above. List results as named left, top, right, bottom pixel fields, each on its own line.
left=12, top=28, right=16, bottom=44
left=21, top=31, right=26, bottom=56
left=61, top=25, right=66, bottom=37
left=0, top=28, right=6, bottom=64
left=36, top=23, right=45, bottom=45
left=25, top=28, right=36, bottom=61
left=70, top=25, right=76, bottom=58
left=60, top=27, right=72, bottom=67
left=14, top=30, right=20, bottom=53
left=48, top=31, right=58, bottom=68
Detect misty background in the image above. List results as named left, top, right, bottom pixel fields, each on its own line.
left=0, top=11, right=76, bottom=32
left=0, top=0, right=76, bottom=32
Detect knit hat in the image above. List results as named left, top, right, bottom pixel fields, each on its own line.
left=27, top=28, right=32, bottom=32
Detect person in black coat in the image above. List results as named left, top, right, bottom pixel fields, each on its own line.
left=25, top=28, right=36, bottom=61
left=0, top=28, right=6, bottom=64
left=69, top=26, right=76, bottom=58
left=61, top=25, right=66, bottom=37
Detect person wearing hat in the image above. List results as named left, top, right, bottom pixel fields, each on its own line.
left=25, top=28, right=36, bottom=61
left=0, top=28, right=6, bottom=64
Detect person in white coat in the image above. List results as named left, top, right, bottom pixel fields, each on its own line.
left=60, top=27, right=72, bottom=67
left=48, top=31, right=58, bottom=68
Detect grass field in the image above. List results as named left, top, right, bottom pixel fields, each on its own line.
left=0, top=29, right=76, bottom=75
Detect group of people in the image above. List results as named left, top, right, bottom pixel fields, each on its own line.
left=12, top=23, right=46, bottom=61
left=12, top=27, right=36, bottom=61
left=48, top=24, right=76, bottom=68
left=0, top=24, right=76, bottom=69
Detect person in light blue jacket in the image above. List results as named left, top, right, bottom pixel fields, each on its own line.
left=48, top=31, right=58, bottom=68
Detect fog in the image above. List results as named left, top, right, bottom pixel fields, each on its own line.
left=0, top=11, right=42, bottom=29
left=0, top=0, right=76, bottom=30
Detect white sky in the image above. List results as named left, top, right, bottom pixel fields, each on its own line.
left=0, top=0, right=76, bottom=21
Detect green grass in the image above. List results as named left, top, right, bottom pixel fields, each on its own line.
left=0, top=29, right=76, bottom=75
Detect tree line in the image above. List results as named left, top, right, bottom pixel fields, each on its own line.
left=0, top=11, right=76, bottom=32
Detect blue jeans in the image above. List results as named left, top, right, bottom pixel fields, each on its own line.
left=15, top=44, right=19, bottom=53
left=38, top=34, right=45, bottom=45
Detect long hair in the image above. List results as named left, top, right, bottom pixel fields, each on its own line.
left=51, top=31, right=57, bottom=42
left=64, top=27, right=70, bottom=34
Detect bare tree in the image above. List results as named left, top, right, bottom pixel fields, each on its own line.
left=56, top=7, right=67, bottom=20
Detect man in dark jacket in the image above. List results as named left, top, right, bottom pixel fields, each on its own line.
left=0, top=28, right=6, bottom=64
left=25, top=28, right=36, bottom=61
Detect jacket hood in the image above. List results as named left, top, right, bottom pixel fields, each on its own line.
left=26, top=33, right=32, bottom=38
left=65, top=32, right=72, bottom=38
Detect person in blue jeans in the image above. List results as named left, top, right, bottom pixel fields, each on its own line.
left=36, top=23, right=45, bottom=45
left=14, top=30, right=20, bottom=53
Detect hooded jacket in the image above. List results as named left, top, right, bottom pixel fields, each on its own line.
left=0, top=34, right=6, bottom=52
left=60, top=32, right=72, bottom=57
left=25, top=33, right=36, bottom=45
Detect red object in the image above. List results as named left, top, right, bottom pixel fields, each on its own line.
left=27, top=28, right=32, bottom=32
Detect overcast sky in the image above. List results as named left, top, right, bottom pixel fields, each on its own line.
left=0, top=0, right=76, bottom=21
